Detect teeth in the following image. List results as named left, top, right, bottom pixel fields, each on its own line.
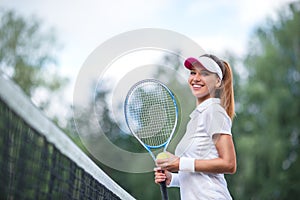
left=193, top=84, right=201, bottom=88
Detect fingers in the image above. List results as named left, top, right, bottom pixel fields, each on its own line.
left=154, top=169, right=166, bottom=184
left=155, top=152, right=180, bottom=172
left=155, top=159, right=168, bottom=168
left=154, top=167, right=162, bottom=171
left=155, top=152, right=172, bottom=168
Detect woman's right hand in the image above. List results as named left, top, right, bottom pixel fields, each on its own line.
left=154, top=168, right=172, bottom=185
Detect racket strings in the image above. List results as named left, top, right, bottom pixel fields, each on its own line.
left=125, top=81, right=177, bottom=147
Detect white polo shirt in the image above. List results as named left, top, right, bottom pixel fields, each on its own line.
left=170, top=98, right=233, bottom=200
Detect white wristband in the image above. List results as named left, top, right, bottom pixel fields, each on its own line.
left=179, top=157, right=195, bottom=172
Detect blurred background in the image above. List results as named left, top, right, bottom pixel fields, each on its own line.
left=0, top=0, right=299, bottom=199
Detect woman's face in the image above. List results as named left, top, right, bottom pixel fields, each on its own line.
left=188, top=64, right=220, bottom=105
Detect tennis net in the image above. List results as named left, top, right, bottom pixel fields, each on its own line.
left=0, top=73, right=135, bottom=200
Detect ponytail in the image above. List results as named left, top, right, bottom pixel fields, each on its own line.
left=220, top=60, right=235, bottom=120
left=200, top=54, right=235, bottom=120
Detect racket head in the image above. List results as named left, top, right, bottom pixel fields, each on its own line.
left=124, top=79, right=178, bottom=150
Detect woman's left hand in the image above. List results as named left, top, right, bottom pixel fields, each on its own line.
left=155, top=152, right=180, bottom=172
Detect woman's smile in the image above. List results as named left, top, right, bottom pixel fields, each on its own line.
left=191, top=83, right=204, bottom=89
left=188, top=68, right=219, bottom=104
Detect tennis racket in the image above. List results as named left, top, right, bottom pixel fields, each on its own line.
left=124, top=79, right=178, bottom=200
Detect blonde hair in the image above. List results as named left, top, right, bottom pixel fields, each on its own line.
left=202, top=54, right=235, bottom=120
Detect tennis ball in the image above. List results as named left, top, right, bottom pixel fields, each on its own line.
left=156, top=152, right=169, bottom=159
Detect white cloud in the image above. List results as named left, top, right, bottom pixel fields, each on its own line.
left=235, top=0, right=294, bottom=24
left=180, top=0, right=294, bottom=57
left=1, top=0, right=292, bottom=69
left=0, top=0, right=295, bottom=111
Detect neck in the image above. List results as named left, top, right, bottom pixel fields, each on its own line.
left=196, top=95, right=212, bottom=105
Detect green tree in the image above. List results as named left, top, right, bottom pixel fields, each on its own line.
left=230, top=2, right=300, bottom=199
left=0, top=9, right=68, bottom=112
left=71, top=2, right=300, bottom=199
left=70, top=57, right=185, bottom=199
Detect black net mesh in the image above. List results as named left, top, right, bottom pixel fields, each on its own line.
left=0, top=98, right=123, bottom=200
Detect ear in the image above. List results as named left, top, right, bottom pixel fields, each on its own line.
left=216, top=78, right=222, bottom=88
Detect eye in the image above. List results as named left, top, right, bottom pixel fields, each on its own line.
left=200, top=71, right=210, bottom=76
left=190, top=71, right=196, bottom=75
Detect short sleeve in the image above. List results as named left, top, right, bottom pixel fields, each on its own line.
left=206, top=105, right=232, bottom=137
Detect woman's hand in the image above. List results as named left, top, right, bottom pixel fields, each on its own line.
left=154, top=168, right=172, bottom=186
left=155, top=152, right=180, bottom=172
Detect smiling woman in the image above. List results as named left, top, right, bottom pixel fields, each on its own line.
left=154, top=53, right=237, bottom=200
left=188, top=67, right=220, bottom=104
left=186, top=56, right=223, bottom=105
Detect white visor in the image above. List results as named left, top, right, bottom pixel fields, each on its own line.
left=184, top=56, right=223, bottom=80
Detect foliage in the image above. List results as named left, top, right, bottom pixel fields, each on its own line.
left=2, top=1, right=300, bottom=199
left=72, top=2, right=300, bottom=197
left=229, top=2, right=300, bottom=199
left=71, top=79, right=180, bottom=199
left=0, top=9, right=68, bottom=111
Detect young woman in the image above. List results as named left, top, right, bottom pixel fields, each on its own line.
left=154, top=54, right=237, bottom=199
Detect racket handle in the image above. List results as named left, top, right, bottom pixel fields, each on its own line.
left=159, top=180, right=169, bottom=200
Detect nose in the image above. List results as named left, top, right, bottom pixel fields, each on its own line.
left=193, top=72, right=201, bottom=81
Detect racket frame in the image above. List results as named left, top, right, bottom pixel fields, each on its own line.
left=124, top=79, right=178, bottom=160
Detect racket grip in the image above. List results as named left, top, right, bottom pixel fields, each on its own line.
left=159, top=180, right=169, bottom=200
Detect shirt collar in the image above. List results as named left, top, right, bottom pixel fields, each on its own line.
left=196, top=98, right=221, bottom=113
left=189, top=98, right=221, bottom=119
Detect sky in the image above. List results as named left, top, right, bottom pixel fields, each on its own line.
left=0, top=0, right=295, bottom=121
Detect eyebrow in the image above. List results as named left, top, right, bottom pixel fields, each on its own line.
left=190, top=68, right=212, bottom=73
left=200, top=69, right=211, bottom=73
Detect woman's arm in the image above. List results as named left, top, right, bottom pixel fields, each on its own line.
left=195, top=134, right=236, bottom=174
left=156, top=134, right=236, bottom=174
